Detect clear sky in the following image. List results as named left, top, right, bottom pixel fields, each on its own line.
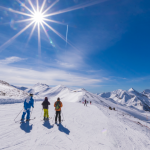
left=0, top=0, right=150, bottom=93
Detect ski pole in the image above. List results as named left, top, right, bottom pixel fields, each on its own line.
left=30, top=107, right=34, bottom=119
left=14, top=108, right=24, bottom=122
left=62, top=110, right=65, bottom=121
left=52, top=112, right=56, bottom=124
left=40, top=109, right=43, bottom=117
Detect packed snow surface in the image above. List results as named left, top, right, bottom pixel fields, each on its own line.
left=0, top=101, right=150, bottom=150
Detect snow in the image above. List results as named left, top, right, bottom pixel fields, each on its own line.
left=0, top=80, right=150, bottom=149
left=1, top=80, right=149, bottom=112
left=11, top=85, right=28, bottom=91
left=99, top=88, right=150, bottom=111
left=25, top=83, right=51, bottom=95
left=143, top=89, right=150, bottom=99
left=0, top=101, right=150, bottom=150
left=0, top=81, right=29, bottom=99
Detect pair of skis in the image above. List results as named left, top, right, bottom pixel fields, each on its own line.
left=41, top=117, right=52, bottom=121
left=15, top=117, right=36, bottom=124
left=52, top=119, right=65, bottom=126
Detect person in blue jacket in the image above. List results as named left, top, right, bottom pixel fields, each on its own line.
left=21, top=93, right=34, bottom=121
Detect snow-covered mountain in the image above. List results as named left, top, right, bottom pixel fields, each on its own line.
left=99, top=88, right=150, bottom=111
left=142, top=89, right=150, bottom=99
left=11, top=85, right=28, bottom=91
left=1, top=80, right=150, bottom=112
left=25, top=83, right=51, bottom=95
left=0, top=80, right=29, bottom=99
left=25, top=83, right=102, bottom=103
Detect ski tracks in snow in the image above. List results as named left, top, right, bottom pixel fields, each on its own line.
left=0, top=102, right=150, bottom=149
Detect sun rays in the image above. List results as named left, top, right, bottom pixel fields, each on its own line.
left=0, top=0, right=106, bottom=54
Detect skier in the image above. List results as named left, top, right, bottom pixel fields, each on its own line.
left=84, top=99, right=87, bottom=106
left=90, top=101, right=92, bottom=105
left=42, top=97, right=50, bottom=120
left=21, top=93, right=34, bottom=121
left=54, top=97, right=63, bottom=124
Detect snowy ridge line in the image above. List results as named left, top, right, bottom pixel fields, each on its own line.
left=98, top=101, right=150, bottom=129
left=117, top=111, right=150, bottom=129
left=0, top=98, right=43, bottom=104
left=117, top=110, right=150, bottom=125
left=124, top=117, right=150, bottom=130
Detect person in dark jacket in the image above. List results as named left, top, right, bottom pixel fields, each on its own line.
left=42, top=97, right=50, bottom=120
left=84, top=99, right=87, bottom=106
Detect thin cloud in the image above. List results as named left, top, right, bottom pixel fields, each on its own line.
left=55, top=50, right=86, bottom=69
left=0, top=56, right=27, bottom=65
left=0, top=63, right=103, bottom=87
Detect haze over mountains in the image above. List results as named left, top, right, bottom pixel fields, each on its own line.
left=0, top=80, right=150, bottom=111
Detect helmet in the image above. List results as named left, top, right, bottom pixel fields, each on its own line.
left=57, top=97, right=60, bottom=100
left=30, top=93, right=33, bottom=97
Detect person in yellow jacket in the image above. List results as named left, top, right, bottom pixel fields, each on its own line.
left=54, top=97, right=63, bottom=124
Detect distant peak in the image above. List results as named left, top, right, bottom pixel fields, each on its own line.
left=0, top=80, right=10, bottom=86
left=128, top=88, right=135, bottom=92
left=82, top=88, right=87, bottom=91
left=56, top=85, right=66, bottom=88
left=34, top=83, right=49, bottom=87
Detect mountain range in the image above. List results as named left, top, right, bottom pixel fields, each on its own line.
left=0, top=80, right=150, bottom=111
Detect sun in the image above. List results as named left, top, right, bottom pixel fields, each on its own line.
left=0, top=0, right=104, bottom=54
left=33, top=12, right=44, bottom=23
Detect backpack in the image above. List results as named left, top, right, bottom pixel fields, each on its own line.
left=55, top=101, right=60, bottom=110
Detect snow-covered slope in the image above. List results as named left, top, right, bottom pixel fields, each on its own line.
left=1, top=81, right=150, bottom=149
left=25, top=84, right=103, bottom=103
left=0, top=101, right=150, bottom=150
left=0, top=80, right=29, bottom=99
left=99, top=88, right=150, bottom=111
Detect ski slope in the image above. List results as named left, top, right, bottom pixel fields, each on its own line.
left=0, top=101, right=150, bottom=150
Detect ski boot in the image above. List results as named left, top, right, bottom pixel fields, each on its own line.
left=21, top=118, right=24, bottom=121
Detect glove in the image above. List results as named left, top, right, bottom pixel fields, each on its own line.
left=33, top=106, right=34, bottom=108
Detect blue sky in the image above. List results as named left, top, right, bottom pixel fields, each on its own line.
left=0, top=0, right=150, bottom=93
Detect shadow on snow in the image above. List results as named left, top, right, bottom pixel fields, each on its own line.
left=20, top=121, right=32, bottom=133
left=58, top=124, right=70, bottom=135
left=43, top=120, right=53, bottom=129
